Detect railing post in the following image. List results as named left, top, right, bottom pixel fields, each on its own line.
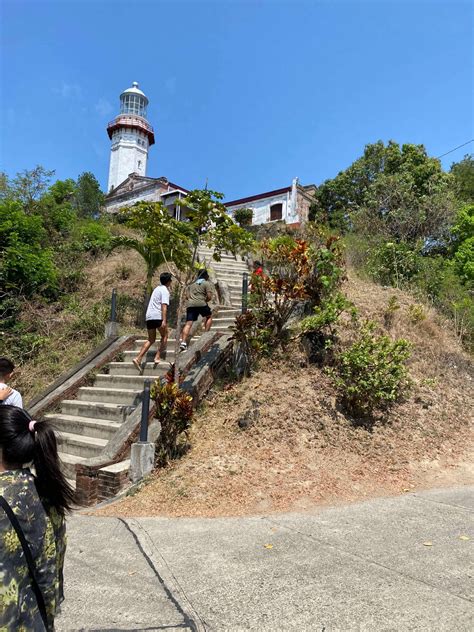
left=139, top=380, right=152, bottom=442
left=242, top=272, right=249, bottom=314
left=110, top=288, right=117, bottom=322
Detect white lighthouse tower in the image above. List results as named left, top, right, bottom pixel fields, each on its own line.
left=106, top=82, right=155, bottom=192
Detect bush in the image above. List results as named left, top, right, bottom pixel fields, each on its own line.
left=74, top=220, right=112, bottom=255
left=234, top=207, right=253, bottom=227
left=1, top=236, right=58, bottom=297
left=328, top=321, right=411, bottom=420
left=151, top=381, right=194, bottom=466
left=300, top=292, right=357, bottom=364
left=366, top=241, right=422, bottom=287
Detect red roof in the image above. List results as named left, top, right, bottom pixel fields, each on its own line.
left=225, top=186, right=291, bottom=207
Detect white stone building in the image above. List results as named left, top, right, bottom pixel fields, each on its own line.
left=104, top=83, right=315, bottom=224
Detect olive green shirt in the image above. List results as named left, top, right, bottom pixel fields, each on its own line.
left=186, top=280, right=214, bottom=308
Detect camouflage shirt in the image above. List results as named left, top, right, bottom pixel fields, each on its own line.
left=0, top=469, right=66, bottom=631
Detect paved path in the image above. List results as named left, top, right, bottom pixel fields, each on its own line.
left=56, top=487, right=473, bottom=631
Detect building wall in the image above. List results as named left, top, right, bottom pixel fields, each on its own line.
left=227, top=191, right=290, bottom=225
left=108, top=128, right=149, bottom=191
left=296, top=188, right=313, bottom=223
left=104, top=183, right=163, bottom=213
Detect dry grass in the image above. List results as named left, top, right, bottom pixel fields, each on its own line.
left=97, top=271, right=473, bottom=518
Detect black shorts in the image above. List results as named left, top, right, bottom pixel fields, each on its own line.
left=186, top=305, right=212, bottom=322
left=146, top=319, right=163, bottom=330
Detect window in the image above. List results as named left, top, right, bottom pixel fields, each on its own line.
left=270, top=203, right=283, bottom=221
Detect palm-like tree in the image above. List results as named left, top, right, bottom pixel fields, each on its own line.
left=110, top=235, right=164, bottom=297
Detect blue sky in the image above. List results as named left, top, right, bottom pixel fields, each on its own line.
left=1, top=0, right=473, bottom=200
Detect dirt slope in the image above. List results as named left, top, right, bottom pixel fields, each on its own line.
left=97, top=272, right=474, bottom=518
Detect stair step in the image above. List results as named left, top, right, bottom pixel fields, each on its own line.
left=123, top=349, right=176, bottom=361
left=77, top=386, right=142, bottom=405
left=61, top=399, right=135, bottom=422
left=108, top=362, right=171, bottom=376
left=95, top=374, right=162, bottom=389
left=58, top=452, right=87, bottom=479
left=57, top=431, right=108, bottom=458
left=47, top=413, right=121, bottom=440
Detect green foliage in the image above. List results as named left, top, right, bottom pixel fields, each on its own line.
left=383, top=296, right=401, bottom=329
left=0, top=200, right=47, bottom=246
left=312, top=140, right=455, bottom=240
left=151, top=381, right=194, bottom=467
left=74, top=220, right=112, bottom=255
left=1, top=234, right=58, bottom=297
left=328, top=322, right=411, bottom=419
left=178, top=189, right=255, bottom=259
left=452, top=237, right=474, bottom=284
left=7, top=166, right=55, bottom=212
left=450, top=154, right=474, bottom=203
left=301, top=292, right=356, bottom=337
left=234, top=207, right=253, bottom=227
left=366, top=241, right=422, bottom=287
left=74, top=172, right=104, bottom=218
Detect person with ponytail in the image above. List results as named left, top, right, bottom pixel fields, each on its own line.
left=0, top=405, right=75, bottom=631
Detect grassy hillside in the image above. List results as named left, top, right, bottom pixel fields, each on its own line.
left=98, top=270, right=473, bottom=518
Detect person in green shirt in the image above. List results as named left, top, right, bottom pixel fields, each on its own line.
left=180, top=269, right=215, bottom=351
left=0, top=405, right=74, bottom=631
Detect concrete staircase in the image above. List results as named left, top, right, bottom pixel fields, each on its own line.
left=49, top=248, right=249, bottom=488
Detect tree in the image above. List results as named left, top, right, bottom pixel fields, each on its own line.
left=112, top=202, right=192, bottom=296
left=74, top=172, right=104, bottom=218
left=451, top=154, right=474, bottom=203
left=10, top=166, right=55, bottom=213
left=311, top=140, right=453, bottom=237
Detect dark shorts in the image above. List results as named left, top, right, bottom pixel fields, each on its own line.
left=146, top=319, right=163, bottom=330
left=186, top=305, right=212, bottom=322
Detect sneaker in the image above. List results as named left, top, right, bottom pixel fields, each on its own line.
left=179, top=341, right=188, bottom=352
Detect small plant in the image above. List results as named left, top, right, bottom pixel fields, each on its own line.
left=408, top=303, right=426, bottom=324
left=117, top=263, right=132, bottom=280
left=151, top=381, right=194, bottom=467
left=383, top=295, right=401, bottom=329
left=234, top=207, right=253, bottom=227
left=328, top=321, right=411, bottom=420
left=300, top=292, right=357, bottom=364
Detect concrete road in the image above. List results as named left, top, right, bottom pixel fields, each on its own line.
left=56, top=487, right=473, bottom=631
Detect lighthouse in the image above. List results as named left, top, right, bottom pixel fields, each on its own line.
left=106, top=82, right=155, bottom=192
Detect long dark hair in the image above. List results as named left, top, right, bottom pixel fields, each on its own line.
left=0, top=405, right=75, bottom=515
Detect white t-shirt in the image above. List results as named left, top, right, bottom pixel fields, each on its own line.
left=0, top=382, right=23, bottom=408
left=145, top=285, right=170, bottom=322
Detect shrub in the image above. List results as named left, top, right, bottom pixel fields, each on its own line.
left=151, top=381, right=194, bottom=466
left=1, top=236, right=58, bottom=297
left=366, top=241, right=422, bottom=287
left=300, top=292, right=356, bottom=364
left=234, top=207, right=253, bottom=227
left=74, top=220, right=112, bottom=255
left=328, top=321, right=411, bottom=419
left=383, top=296, right=401, bottom=329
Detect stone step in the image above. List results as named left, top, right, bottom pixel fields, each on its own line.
left=47, top=413, right=121, bottom=440
left=131, top=338, right=178, bottom=350
left=58, top=452, right=86, bottom=479
left=61, top=399, right=135, bottom=422
left=123, top=349, right=176, bottom=362
left=95, top=374, right=161, bottom=389
left=211, top=265, right=249, bottom=273
left=108, top=362, right=171, bottom=377
left=57, top=431, right=108, bottom=458
left=77, top=386, right=142, bottom=405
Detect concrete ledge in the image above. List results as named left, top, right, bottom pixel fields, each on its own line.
left=181, top=333, right=233, bottom=406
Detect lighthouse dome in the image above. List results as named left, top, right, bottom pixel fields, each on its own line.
left=119, top=81, right=149, bottom=116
